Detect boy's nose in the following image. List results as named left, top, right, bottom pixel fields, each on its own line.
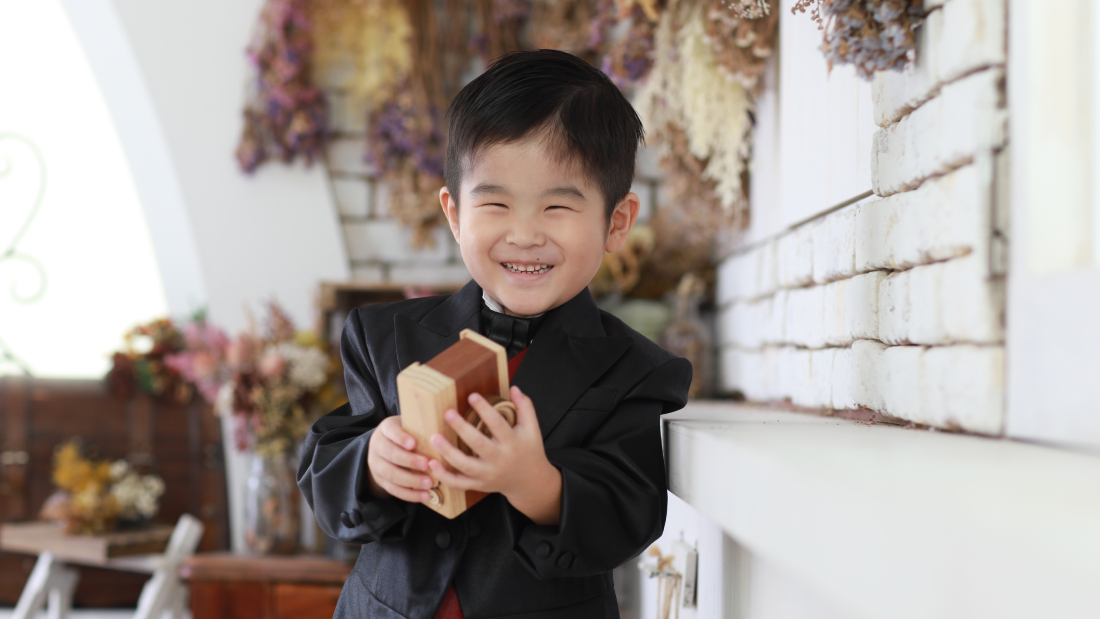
left=505, top=219, right=545, bottom=248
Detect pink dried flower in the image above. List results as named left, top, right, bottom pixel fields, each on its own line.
left=259, top=349, right=288, bottom=379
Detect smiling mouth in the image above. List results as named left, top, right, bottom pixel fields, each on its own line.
left=502, top=262, right=553, bottom=275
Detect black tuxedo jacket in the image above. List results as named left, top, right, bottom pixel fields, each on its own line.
left=298, top=281, right=692, bottom=619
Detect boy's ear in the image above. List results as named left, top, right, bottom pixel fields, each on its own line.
left=604, top=192, right=640, bottom=254
left=440, top=186, right=460, bottom=240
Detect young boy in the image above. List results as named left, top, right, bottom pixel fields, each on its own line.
left=298, top=49, right=692, bottom=619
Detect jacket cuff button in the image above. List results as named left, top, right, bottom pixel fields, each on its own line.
left=341, top=510, right=362, bottom=528
left=556, top=552, right=573, bottom=569
left=535, top=541, right=552, bottom=559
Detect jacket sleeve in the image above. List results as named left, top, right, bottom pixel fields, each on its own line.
left=508, top=357, right=693, bottom=579
left=297, top=309, right=417, bottom=544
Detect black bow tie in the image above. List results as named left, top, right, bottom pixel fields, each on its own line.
left=480, top=305, right=545, bottom=358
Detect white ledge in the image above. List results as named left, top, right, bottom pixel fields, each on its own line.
left=663, top=402, right=1100, bottom=619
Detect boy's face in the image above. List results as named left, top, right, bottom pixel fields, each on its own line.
left=440, top=138, right=639, bottom=317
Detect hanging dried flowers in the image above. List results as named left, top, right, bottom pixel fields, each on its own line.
left=634, top=0, right=753, bottom=219
left=472, top=0, right=532, bottom=61
left=236, top=0, right=329, bottom=173
left=528, top=0, right=599, bottom=54
left=308, top=0, right=413, bottom=115
left=704, top=0, right=778, bottom=92
left=792, top=0, right=923, bottom=80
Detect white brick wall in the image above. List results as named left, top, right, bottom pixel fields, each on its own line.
left=717, top=0, right=1007, bottom=435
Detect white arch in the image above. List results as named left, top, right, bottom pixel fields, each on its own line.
left=58, top=0, right=207, bottom=316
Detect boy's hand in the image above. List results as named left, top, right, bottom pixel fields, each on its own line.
left=428, top=386, right=563, bottom=526
left=366, top=416, right=435, bottom=503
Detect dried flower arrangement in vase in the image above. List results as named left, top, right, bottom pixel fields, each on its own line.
left=166, top=302, right=340, bottom=554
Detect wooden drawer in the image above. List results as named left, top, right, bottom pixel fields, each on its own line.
left=273, top=583, right=343, bottom=619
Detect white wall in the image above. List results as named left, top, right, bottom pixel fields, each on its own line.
left=67, top=0, right=349, bottom=334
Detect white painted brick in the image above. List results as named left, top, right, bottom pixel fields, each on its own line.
left=344, top=220, right=451, bottom=263
left=374, top=181, right=393, bottom=218
left=757, top=240, right=780, bottom=298
left=939, top=255, right=1005, bottom=343
left=350, top=264, right=385, bottom=282
left=872, top=68, right=1006, bottom=197
left=777, top=226, right=814, bottom=288
left=844, top=271, right=885, bottom=341
left=906, top=261, right=945, bottom=344
left=887, top=255, right=1005, bottom=346
left=720, top=347, right=768, bottom=400
left=636, top=145, right=662, bottom=180
left=812, top=207, right=857, bottom=284
left=873, top=0, right=1006, bottom=127
left=389, top=263, right=470, bottom=285
left=717, top=249, right=759, bottom=304
left=332, top=178, right=370, bottom=218
left=784, top=286, right=826, bottom=349
left=822, top=279, right=848, bottom=347
left=329, top=91, right=368, bottom=134
left=855, top=160, right=991, bottom=273
left=327, top=137, right=373, bottom=175
left=805, top=348, right=836, bottom=409
left=872, top=8, right=943, bottom=127
left=851, top=339, right=887, bottom=411
left=720, top=299, right=768, bottom=349
left=767, top=289, right=788, bottom=345
left=881, top=345, right=925, bottom=422
left=878, top=272, right=910, bottom=345
left=920, top=345, right=1004, bottom=434
left=761, top=346, right=788, bottom=401
left=773, top=346, right=799, bottom=401
left=831, top=347, right=856, bottom=410
left=788, top=349, right=814, bottom=408
left=937, top=0, right=1007, bottom=86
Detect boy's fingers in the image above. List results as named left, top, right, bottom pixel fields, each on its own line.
left=427, top=462, right=482, bottom=491
left=511, top=386, right=540, bottom=431
left=430, top=431, right=487, bottom=476
left=375, top=436, right=429, bottom=471
left=380, top=418, right=417, bottom=451
left=465, top=394, right=512, bottom=442
left=374, top=459, right=434, bottom=492
left=378, top=478, right=430, bottom=504
left=445, top=407, right=497, bottom=457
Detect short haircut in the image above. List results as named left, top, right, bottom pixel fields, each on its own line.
left=444, top=49, right=645, bottom=220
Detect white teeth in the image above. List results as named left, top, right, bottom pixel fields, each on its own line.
left=504, top=262, right=551, bottom=274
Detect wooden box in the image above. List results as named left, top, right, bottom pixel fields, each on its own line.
left=397, top=330, right=514, bottom=519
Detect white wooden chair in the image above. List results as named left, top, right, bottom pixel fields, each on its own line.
left=12, top=514, right=204, bottom=619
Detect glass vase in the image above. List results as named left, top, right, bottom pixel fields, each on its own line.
left=244, top=449, right=300, bottom=554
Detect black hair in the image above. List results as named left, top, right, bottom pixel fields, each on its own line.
left=444, top=49, right=645, bottom=220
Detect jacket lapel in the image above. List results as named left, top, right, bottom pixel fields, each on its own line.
left=394, top=279, right=482, bottom=371
left=512, top=290, right=632, bottom=439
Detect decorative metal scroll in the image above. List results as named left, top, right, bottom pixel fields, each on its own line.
left=0, top=133, right=48, bottom=375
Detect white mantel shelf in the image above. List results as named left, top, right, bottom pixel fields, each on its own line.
left=663, top=402, right=1100, bottom=619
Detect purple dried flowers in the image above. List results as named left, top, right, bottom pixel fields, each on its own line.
left=235, top=0, right=329, bottom=173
